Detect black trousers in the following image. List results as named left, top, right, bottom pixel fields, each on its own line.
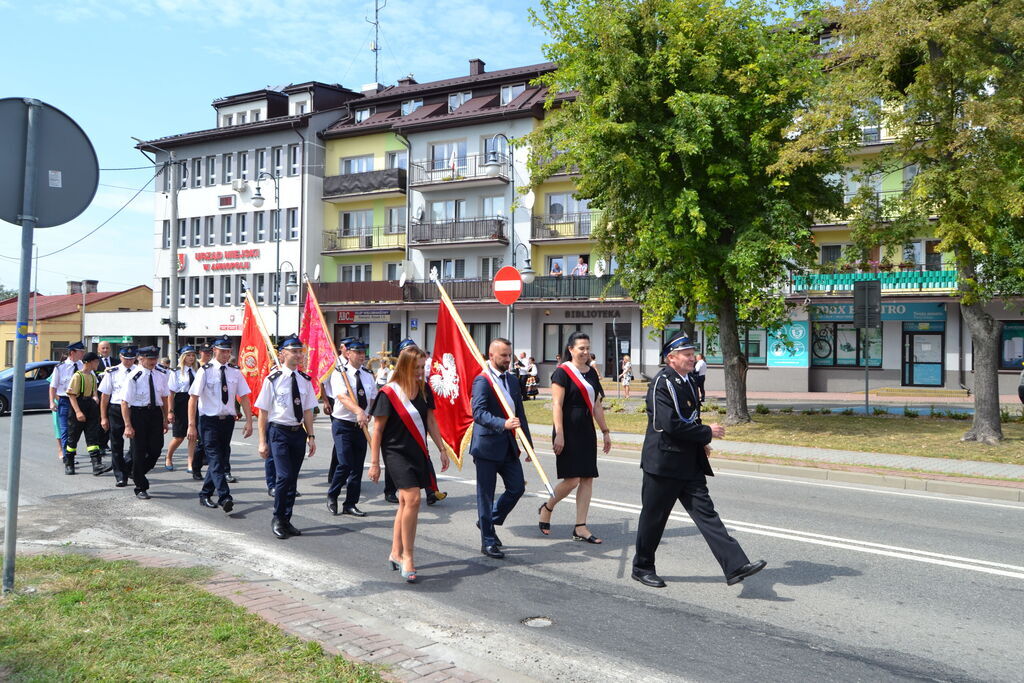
left=64, top=399, right=102, bottom=464
left=129, top=406, right=164, bottom=494
left=269, top=424, right=306, bottom=521
left=633, top=471, right=749, bottom=576
left=694, top=375, right=706, bottom=401
left=200, top=415, right=236, bottom=503
left=107, top=404, right=132, bottom=484
left=327, top=418, right=367, bottom=508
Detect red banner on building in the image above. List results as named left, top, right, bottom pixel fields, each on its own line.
left=239, top=291, right=277, bottom=414
left=299, top=281, right=336, bottom=397
left=426, top=296, right=479, bottom=469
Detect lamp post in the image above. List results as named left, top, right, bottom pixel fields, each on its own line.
left=251, top=171, right=282, bottom=342
left=277, top=259, right=300, bottom=331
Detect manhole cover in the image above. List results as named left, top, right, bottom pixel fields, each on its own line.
left=521, top=616, right=553, bottom=628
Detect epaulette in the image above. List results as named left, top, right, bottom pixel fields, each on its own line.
left=268, top=370, right=282, bottom=381
left=297, top=370, right=311, bottom=381
left=154, top=365, right=168, bottom=374
left=107, top=366, right=120, bottom=373
left=131, top=371, right=143, bottom=382
left=228, top=363, right=239, bottom=369
left=202, top=362, right=213, bottom=369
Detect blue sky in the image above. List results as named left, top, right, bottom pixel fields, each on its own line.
left=0, top=0, right=548, bottom=294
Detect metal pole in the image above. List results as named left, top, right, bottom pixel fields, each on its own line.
left=81, top=286, right=86, bottom=344
left=864, top=331, right=869, bottom=414
left=3, top=98, right=41, bottom=593
left=168, top=151, right=179, bottom=365
left=31, top=243, right=38, bottom=362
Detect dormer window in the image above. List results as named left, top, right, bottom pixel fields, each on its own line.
left=237, top=112, right=247, bottom=125
left=222, top=114, right=233, bottom=127
left=448, top=91, right=472, bottom=112
left=401, top=99, right=423, bottom=116
left=295, top=101, right=307, bottom=115
left=354, top=107, right=375, bottom=123
left=500, top=83, right=526, bottom=105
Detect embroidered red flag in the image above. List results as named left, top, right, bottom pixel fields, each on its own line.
left=298, top=281, right=336, bottom=397
left=239, top=291, right=277, bottom=414
left=426, top=295, right=478, bottom=469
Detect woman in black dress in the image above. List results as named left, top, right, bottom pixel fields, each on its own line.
left=368, top=344, right=450, bottom=582
left=165, top=345, right=198, bottom=472
left=539, top=331, right=612, bottom=543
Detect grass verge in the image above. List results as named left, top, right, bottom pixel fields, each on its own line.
left=523, top=401, right=1024, bottom=465
left=0, top=554, right=383, bottom=682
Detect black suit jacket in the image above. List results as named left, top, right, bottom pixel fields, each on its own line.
left=640, top=367, right=714, bottom=479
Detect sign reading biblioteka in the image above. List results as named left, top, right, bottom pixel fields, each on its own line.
left=192, top=248, right=261, bottom=272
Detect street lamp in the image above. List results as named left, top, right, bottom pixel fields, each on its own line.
left=251, top=171, right=284, bottom=341
left=277, top=259, right=300, bottom=330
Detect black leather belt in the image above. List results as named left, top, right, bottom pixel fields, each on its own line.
left=201, top=414, right=234, bottom=420
left=270, top=422, right=304, bottom=432
left=131, top=405, right=162, bottom=411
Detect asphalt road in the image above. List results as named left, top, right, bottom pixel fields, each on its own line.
left=3, top=411, right=1023, bottom=682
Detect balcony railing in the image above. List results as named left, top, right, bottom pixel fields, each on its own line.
left=323, top=227, right=405, bottom=253
left=312, top=280, right=403, bottom=304
left=409, top=153, right=509, bottom=187
left=402, top=275, right=631, bottom=303
left=409, top=217, right=508, bottom=246
left=531, top=212, right=594, bottom=240
left=403, top=279, right=492, bottom=302
left=792, top=265, right=958, bottom=294
left=323, top=168, right=406, bottom=201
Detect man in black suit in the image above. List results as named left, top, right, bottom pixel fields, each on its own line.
left=469, top=337, right=532, bottom=559
left=631, top=334, right=766, bottom=588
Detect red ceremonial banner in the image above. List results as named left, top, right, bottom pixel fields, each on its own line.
left=239, top=292, right=277, bottom=414
left=427, top=296, right=478, bottom=468
left=299, top=281, right=336, bottom=397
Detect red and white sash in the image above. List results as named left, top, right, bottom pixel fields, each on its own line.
left=560, top=362, right=595, bottom=414
left=381, top=382, right=428, bottom=456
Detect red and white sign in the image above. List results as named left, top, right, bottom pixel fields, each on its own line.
left=193, top=248, right=260, bottom=272
left=493, top=266, right=523, bottom=305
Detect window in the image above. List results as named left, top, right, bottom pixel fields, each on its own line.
left=820, top=245, right=843, bottom=264
left=467, top=323, right=500, bottom=354
left=810, top=322, right=882, bottom=367
left=251, top=109, right=260, bottom=122
left=205, top=216, right=216, bottom=246
left=385, top=207, right=405, bottom=232
left=254, top=274, right=266, bottom=304
left=354, top=107, right=375, bottom=123
left=255, top=212, right=266, bottom=241
left=221, top=214, right=233, bottom=244
left=162, top=167, right=171, bottom=192
left=1000, top=321, right=1024, bottom=370
left=295, top=101, right=307, bottom=115
left=430, top=141, right=467, bottom=171
left=272, top=147, right=283, bottom=177
left=543, top=323, right=593, bottom=362
left=189, top=277, right=200, bottom=306
left=500, top=83, right=526, bottom=105
left=222, top=153, right=233, bottom=183
left=546, top=192, right=588, bottom=217
left=484, top=135, right=508, bottom=158
left=386, top=150, right=407, bottom=169
left=257, top=149, right=267, bottom=175
left=222, top=114, right=232, bottom=127
left=448, top=91, right=472, bottom=112
left=340, top=155, right=373, bottom=174
left=239, top=151, right=248, bottom=180
left=481, top=256, right=501, bottom=279
left=204, top=277, right=215, bottom=306
left=385, top=262, right=401, bottom=280
left=178, top=277, right=186, bottom=307
left=341, top=210, right=373, bottom=236
left=401, top=99, right=423, bottom=116
left=221, top=275, right=233, bottom=306
left=700, top=328, right=772, bottom=366
left=177, top=219, right=187, bottom=248
left=428, top=199, right=466, bottom=222
left=191, top=218, right=201, bottom=247
left=482, top=195, right=504, bottom=217
left=206, top=156, right=216, bottom=186
left=286, top=271, right=299, bottom=305
left=288, top=144, right=300, bottom=175
left=235, top=274, right=247, bottom=300
left=427, top=258, right=465, bottom=280
left=236, top=213, right=247, bottom=243
left=192, top=159, right=202, bottom=188
left=162, top=220, right=170, bottom=249
left=270, top=272, right=280, bottom=305
left=161, top=278, right=170, bottom=307
left=287, top=208, right=299, bottom=239
left=340, top=264, right=372, bottom=282
left=904, top=239, right=942, bottom=269
left=271, top=210, right=280, bottom=241
left=237, top=112, right=247, bottom=125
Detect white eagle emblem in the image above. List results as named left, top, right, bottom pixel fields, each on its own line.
left=429, top=353, right=460, bottom=404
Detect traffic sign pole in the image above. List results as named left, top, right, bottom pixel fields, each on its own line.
left=493, top=266, right=523, bottom=353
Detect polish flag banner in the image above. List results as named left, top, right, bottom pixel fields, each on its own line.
left=298, top=281, right=336, bottom=397
left=239, top=290, right=277, bottom=414
left=426, top=296, right=478, bottom=469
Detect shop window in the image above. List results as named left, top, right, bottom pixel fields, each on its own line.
left=811, top=322, right=881, bottom=367
left=1000, top=322, right=1024, bottom=370
left=542, top=323, right=593, bottom=362
left=693, top=329, right=767, bottom=366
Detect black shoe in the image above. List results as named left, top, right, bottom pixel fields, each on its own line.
left=114, top=480, right=127, bottom=488
left=92, top=463, right=113, bottom=476
left=631, top=571, right=667, bottom=588
left=283, top=522, right=302, bottom=536
left=476, top=520, right=502, bottom=547
left=341, top=506, right=367, bottom=517
left=135, top=490, right=151, bottom=500
left=64, top=464, right=76, bottom=475
left=426, top=490, right=447, bottom=505
left=221, top=499, right=234, bottom=514
left=384, top=493, right=399, bottom=504
left=199, top=495, right=218, bottom=509
left=726, top=560, right=767, bottom=586
left=268, top=487, right=276, bottom=497
left=225, top=474, right=237, bottom=483
left=326, top=498, right=338, bottom=515
left=481, top=545, right=505, bottom=559
left=294, top=490, right=301, bottom=497
left=272, top=518, right=289, bottom=539
left=192, top=470, right=204, bottom=481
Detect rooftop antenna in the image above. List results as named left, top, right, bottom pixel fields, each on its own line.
left=366, top=0, right=387, bottom=83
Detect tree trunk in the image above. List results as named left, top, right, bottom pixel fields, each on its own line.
left=717, top=295, right=751, bottom=424
left=960, top=300, right=1004, bottom=445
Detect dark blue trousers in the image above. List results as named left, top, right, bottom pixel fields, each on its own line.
left=56, top=396, right=71, bottom=449
left=270, top=424, right=306, bottom=521
left=327, top=418, right=367, bottom=508
left=200, top=416, right=236, bottom=503
left=474, top=452, right=525, bottom=547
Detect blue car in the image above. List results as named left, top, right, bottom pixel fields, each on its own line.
left=0, top=361, right=60, bottom=415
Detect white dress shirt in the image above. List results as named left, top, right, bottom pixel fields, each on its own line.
left=188, top=360, right=251, bottom=417
left=122, top=365, right=172, bottom=408
left=98, top=362, right=136, bottom=405
left=254, top=366, right=319, bottom=426
left=330, top=363, right=378, bottom=422
left=169, top=366, right=198, bottom=394
left=50, top=359, right=83, bottom=397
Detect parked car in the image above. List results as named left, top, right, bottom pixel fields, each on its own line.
left=0, top=361, right=60, bottom=415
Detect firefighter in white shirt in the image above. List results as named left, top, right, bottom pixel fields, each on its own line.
left=49, top=341, right=85, bottom=455
left=99, top=345, right=137, bottom=487
left=326, top=338, right=378, bottom=517
left=121, top=346, right=171, bottom=500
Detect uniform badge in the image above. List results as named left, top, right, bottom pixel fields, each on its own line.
left=294, top=398, right=302, bottom=405
left=687, top=400, right=693, bottom=407
left=674, top=377, right=681, bottom=384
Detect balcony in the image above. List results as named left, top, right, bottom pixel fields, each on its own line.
left=409, top=154, right=509, bottom=190
left=409, top=217, right=508, bottom=247
left=323, top=168, right=406, bottom=204
left=402, top=276, right=631, bottom=303
left=792, top=265, right=958, bottom=295
left=813, top=190, right=906, bottom=226
left=531, top=212, right=594, bottom=241
left=323, top=227, right=405, bottom=254
left=312, top=281, right=403, bottom=304
left=403, top=279, right=492, bottom=302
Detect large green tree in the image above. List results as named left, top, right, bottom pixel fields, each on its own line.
left=779, top=0, right=1024, bottom=443
left=528, top=0, right=842, bottom=423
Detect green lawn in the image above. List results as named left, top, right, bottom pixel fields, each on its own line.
left=0, top=554, right=383, bottom=682
left=523, top=400, right=1024, bottom=465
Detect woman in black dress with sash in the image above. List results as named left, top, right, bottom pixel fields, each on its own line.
left=368, top=343, right=450, bottom=582
left=538, top=331, right=612, bottom=543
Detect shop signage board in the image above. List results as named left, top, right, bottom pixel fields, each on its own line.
left=810, top=302, right=945, bottom=322
left=336, top=309, right=391, bottom=324
left=767, top=321, right=810, bottom=367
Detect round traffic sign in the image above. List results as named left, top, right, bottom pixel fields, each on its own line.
left=493, top=266, right=523, bottom=305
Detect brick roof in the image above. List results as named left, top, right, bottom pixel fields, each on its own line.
left=0, top=287, right=149, bottom=322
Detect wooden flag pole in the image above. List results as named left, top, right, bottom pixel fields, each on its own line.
left=434, top=279, right=555, bottom=497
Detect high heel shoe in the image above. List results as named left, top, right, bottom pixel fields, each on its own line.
left=573, top=523, right=602, bottom=544
left=400, top=562, right=417, bottom=583
left=388, top=555, right=400, bottom=571
left=538, top=502, right=553, bottom=536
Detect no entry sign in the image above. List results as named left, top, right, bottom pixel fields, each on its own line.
left=493, top=266, right=523, bottom=305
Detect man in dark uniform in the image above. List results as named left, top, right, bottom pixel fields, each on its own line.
left=324, top=336, right=353, bottom=484
left=99, top=345, right=137, bottom=487
left=121, top=346, right=171, bottom=500
left=326, top=339, right=376, bottom=516
left=631, top=334, right=766, bottom=588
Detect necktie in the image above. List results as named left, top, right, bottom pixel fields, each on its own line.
left=148, top=373, right=157, bottom=407
left=220, top=366, right=229, bottom=404
left=291, top=373, right=303, bottom=421
left=355, top=370, right=368, bottom=409
left=188, top=368, right=195, bottom=389
left=501, top=373, right=509, bottom=390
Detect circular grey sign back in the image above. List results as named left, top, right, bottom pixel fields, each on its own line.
left=0, top=98, right=99, bottom=228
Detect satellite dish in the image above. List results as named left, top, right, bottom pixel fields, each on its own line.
left=415, top=206, right=425, bottom=221
left=398, top=270, right=407, bottom=287
left=313, top=264, right=321, bottom=282
left=594, top=258, right=607, bottom=277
